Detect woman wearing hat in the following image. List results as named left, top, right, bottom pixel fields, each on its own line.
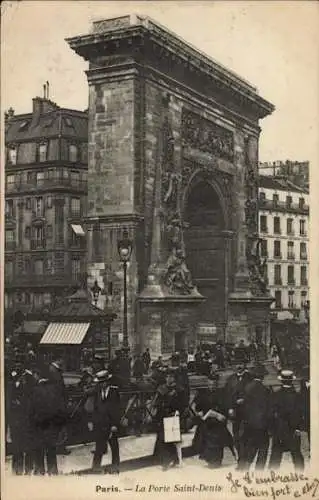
left=152, top=368, right=185, bottom=470
left=269, top=370, right=304, bottom=470
left=192, top=377, right=235, bottom=468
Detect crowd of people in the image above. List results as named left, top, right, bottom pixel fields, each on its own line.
left=5, top=340, right=310, bottom=476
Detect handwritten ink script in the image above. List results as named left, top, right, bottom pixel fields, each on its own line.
left=226, top=471, right=319, bottom=499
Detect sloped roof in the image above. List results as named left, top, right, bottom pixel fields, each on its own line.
left=5, top=108, right=88, bottom=143
left=259, top=175, right=308, bottom=194
left=48, top=288, right=116, bottom=322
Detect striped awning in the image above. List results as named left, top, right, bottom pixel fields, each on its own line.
left=71, top=224, right=85, bottom=236
left=40, top=322, right=90, bottom=345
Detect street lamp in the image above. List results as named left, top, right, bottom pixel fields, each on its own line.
left=117, top=229, right=133, bottom=350
left=91, top=280, right=102, bottom=306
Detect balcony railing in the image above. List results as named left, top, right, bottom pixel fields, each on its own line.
left=30, top=239, right=46, bottom=250
left=300, top=254, right=308, bottom=260
left=301, top=278, right=308, bottom=286
left=5, top=272, right=81, bottom=287
left=288, top=279, right=296, bottom=286
left=6, top=178, right=87, bottom=193
left=260, top=227, right=268, bottom=233
left=274, top=228, right=281, bottom=235
left=5, top=241, right=16, bottom=251
left=274, top=278, right=282, bottom=285
left=258, top=198, right=309, bottom=215
left=287, top=230, right=295, bottom=236
left=274, top=253, right=282, bottom=259
left=287, top=254, right=295, bottom=260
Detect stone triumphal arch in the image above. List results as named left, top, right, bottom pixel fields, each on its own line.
left=67, top=15, right=274, bottom=356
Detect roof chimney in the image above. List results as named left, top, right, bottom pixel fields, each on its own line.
left=46, top=81, right=50, bottom=99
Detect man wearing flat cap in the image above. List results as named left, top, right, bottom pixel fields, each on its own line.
left=87, top=369, right=122, bottom=473
left=237, top=364, right=272, bottom=470
left=269, top=370, right=304, bottom=470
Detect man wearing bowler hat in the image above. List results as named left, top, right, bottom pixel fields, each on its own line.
left=224, top=364, right=252, bottom=457
left=269, top=370, right=304, bottom=470
left=237, top=364, right=272, bottom=470
left=87, top=369, right=122, bottom=473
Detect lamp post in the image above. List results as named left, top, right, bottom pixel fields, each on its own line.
left=117, top=229, right=133, bottom=351
left=91, top=280, right=102, bottom=306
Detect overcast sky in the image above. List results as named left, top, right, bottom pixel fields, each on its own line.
left=2, top=1, right=319, bottom=165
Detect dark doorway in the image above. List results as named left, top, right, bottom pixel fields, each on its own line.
left=184, top=180, right=226, bottom=334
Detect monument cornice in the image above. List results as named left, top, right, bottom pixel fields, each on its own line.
left=66, top=15, right=274, bottom=121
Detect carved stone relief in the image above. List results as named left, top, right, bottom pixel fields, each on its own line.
left=182, top=109, right=234, bottom=161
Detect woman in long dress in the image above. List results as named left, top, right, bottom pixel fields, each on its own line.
left=153, top=368, right=185, bottom=470
left=192, top=378, right=236, bottom=468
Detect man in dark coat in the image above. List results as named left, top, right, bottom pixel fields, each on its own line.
left=223, top=364, right=252, bottom=457
left=142, top=348, right=151, bottom=372
left=7, top=361, right=35, bottom=475
left=87, top=369, right=122, bottom=473
left=269, top=370, right=304, bottom=470
left=48, top=359, right=69, bottom=455
left=300, top=365, right=310, bottom=448
left=133, top=355, right=145, bottom=380
left=237, top=364, right=272, bottom=470
left=29, top=367, right=67, bottom=475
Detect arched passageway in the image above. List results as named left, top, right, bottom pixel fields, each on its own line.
left=184, top=180, right=226, bottom=337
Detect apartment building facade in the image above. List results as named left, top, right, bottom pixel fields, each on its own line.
left=4, top=94, right=88, bottom=316
left=258, top=175, right=309, bottom=319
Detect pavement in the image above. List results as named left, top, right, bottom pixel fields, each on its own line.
left=4, top=426, right=310, bottom=476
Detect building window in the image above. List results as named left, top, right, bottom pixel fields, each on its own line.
left=35, top=197, right=43, bottom=217
left=300, top=219, right=306, bottom=236
left=24, top=258, right=31, bottom=275
left=6, top=174, right=15, bottom=188
left=47, top=195, right=52, bottom=209
left=274, top=265, right=282, bottom=285
left=25, top=226, right=31, bottom=239
left=5, top=230, right=15, bottom=250
left=81, top=143, right=88, bottom=163
left=274, top=240, right=281, bottom=259
left=5, top=261, right=14, bottom=279
left=46, top=225, right=53, bottom=239
left=43, top=292, right=51, bottom=305
left=71, top=197, right=81, bottom=216
left=301, top=291, right=307, bottom=307
left=260, top=239, right=268, bottom=257
left=288, top=290, right=295, bottom=309
left=71, top=170, right=80, bottom=186
left=38, top=143, right=47, bottom=162
left=5, top=199, right=14, bottom=217
left=273, top=193, right=279, bottom=207
left=287, top=241, right=295, bottom=260
left=34, top=293, right=43, bottom=307
left=299, top=197, right=305, bottom=209
left=8, top=147, right=17, bottom=165
left=275, top=290, right=282, bottom=309
left=71, top=258, right=81, bottom=280
left=36, top=171, right=44, bottom=186
left=34, top=259, right=44, bottom=275
left=300, top=266, right=307, bottom=286
left=300, top=242, right=307, bottom=260
left=48, top=168, right=55, bottom=180
left=26, top=197, right=32, bottom=210
left=259, top=192, right=266, bottom=204
left=260, top=215, right=267, bottom=233
left=47, top=258, right=54, bottom=274
left=69, top=144, right=78, bottom=162
left=287, top=265, right=295, bottom=285
left=286, top=195, right=292, bottom=208
left=274, top=217, right=281, bottom=234
left=287, top=218, right=294, bottom=235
